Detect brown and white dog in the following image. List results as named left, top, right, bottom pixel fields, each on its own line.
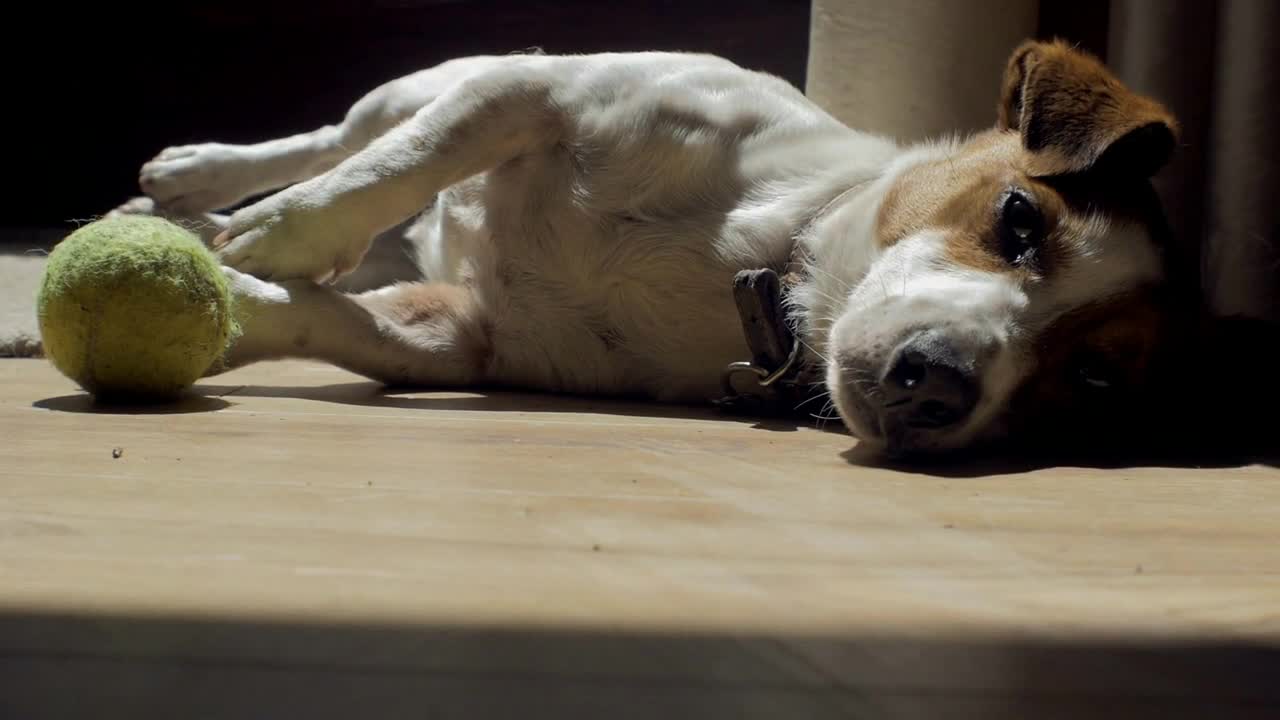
left=116, top=40, right=1264, bottom=458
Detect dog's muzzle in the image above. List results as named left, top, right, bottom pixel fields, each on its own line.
left=878, top=329, right=980, bottom=435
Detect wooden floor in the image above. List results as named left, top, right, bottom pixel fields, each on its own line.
left=3, top=359, right=1278, bottom=719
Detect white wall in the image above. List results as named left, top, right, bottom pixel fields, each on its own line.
left=806, top=0, right=1039, bottom=142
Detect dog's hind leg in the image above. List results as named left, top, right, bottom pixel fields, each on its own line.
left=211, top=64, right=562, bottom=284
left=138, top=125, right=354, bottom=217
left=210, top=268, right=490, bottom=387
left=138, top=57, right=510, bottom=217
left=139, top=80, right=429, bottom=215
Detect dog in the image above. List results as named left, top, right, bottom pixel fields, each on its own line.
left=115, top=40, right=1252, bottom=459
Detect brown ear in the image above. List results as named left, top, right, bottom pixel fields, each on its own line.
left=998, top=40, right=1180, bottom=178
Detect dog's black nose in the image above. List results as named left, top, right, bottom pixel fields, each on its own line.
left=880, top=332, right=979, bottom=430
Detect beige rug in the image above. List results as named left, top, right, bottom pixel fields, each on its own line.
left=0, top=251, right=47, bottom=357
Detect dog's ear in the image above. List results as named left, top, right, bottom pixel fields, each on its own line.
left=998, top=39, right=1179, bottom=178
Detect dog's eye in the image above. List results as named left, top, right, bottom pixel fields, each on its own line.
left=1071, top=354, right=1119, bottom=392
left=998, top=191, right=1044, bottom=265
left=1078, top=366, right=1112, bottom=389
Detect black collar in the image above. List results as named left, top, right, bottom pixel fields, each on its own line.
left=715, top=267, right=824, bottom=417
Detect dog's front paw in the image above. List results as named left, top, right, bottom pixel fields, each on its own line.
left=139, top=143, right=250, bottom=214
left=212, top=181, right=371, bottom=283
left=105, top=196, right=227, bottom=244
left=106, top=196, right=157, bottom=218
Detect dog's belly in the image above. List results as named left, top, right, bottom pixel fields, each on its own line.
left=409, top=173, right=750, bottom=401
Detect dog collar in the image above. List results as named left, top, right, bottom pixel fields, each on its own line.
left=715, top=266, right=823, bottom=416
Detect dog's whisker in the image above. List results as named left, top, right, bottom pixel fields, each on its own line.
left=801, top=263, right=854, bottom=293
left=797, top=338, right=829, bottom=363
left=805, top=288, right=849, bottom=309
left=794, top=394, right=831, bottom=412
left=812, top=396, right=842, bottom=427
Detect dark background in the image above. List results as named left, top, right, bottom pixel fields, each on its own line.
left=10, top=1, right=812, bottom=232
left=9, top=0, right=1115, bottom=236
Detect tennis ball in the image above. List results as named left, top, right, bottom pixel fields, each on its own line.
left=36, top=215, right=238, bottom=401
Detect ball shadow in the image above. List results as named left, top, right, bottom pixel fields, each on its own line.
left=33, top=392, right=231, bottom=415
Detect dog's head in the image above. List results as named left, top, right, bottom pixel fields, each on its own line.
left=827, top=39, right=1233, bottom=457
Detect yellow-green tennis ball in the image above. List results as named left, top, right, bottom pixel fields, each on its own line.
left=36, top=215, right=238, bottom=402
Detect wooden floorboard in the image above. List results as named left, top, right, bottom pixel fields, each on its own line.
left=2, top=359, right=1278, bottom=718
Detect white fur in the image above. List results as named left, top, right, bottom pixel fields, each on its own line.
left=825, top=230, right=1028, bottom=449
left=122, top=51, right=1162, bottom=453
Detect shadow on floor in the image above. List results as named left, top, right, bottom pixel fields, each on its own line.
left=196, top=380, right=825, bottom=434
left=32, top=379, right=1278, bottom=473
left=33, top=392, right=232, bottom=415
left=205, top=381, right=1280, bottom=473
left=842, top=438, right=1280, bottom=477
left=1, top=608, right=1277, bottom=719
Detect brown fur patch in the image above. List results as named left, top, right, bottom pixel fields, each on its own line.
left=876, top=131, right=1014, bottom=252
left=1008, top=289, right=1168, bottom=434
left=875, top=41, right=1180, bottom=278
left=371, top=282, right=495, bottom=372
left=383, top=283, right=470, bottom=325
left=998, top=39, right=1178, bottom=178
left=874, top=126, right=1171, bottom=281
left=876, top=132, right=1060, bottom=274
